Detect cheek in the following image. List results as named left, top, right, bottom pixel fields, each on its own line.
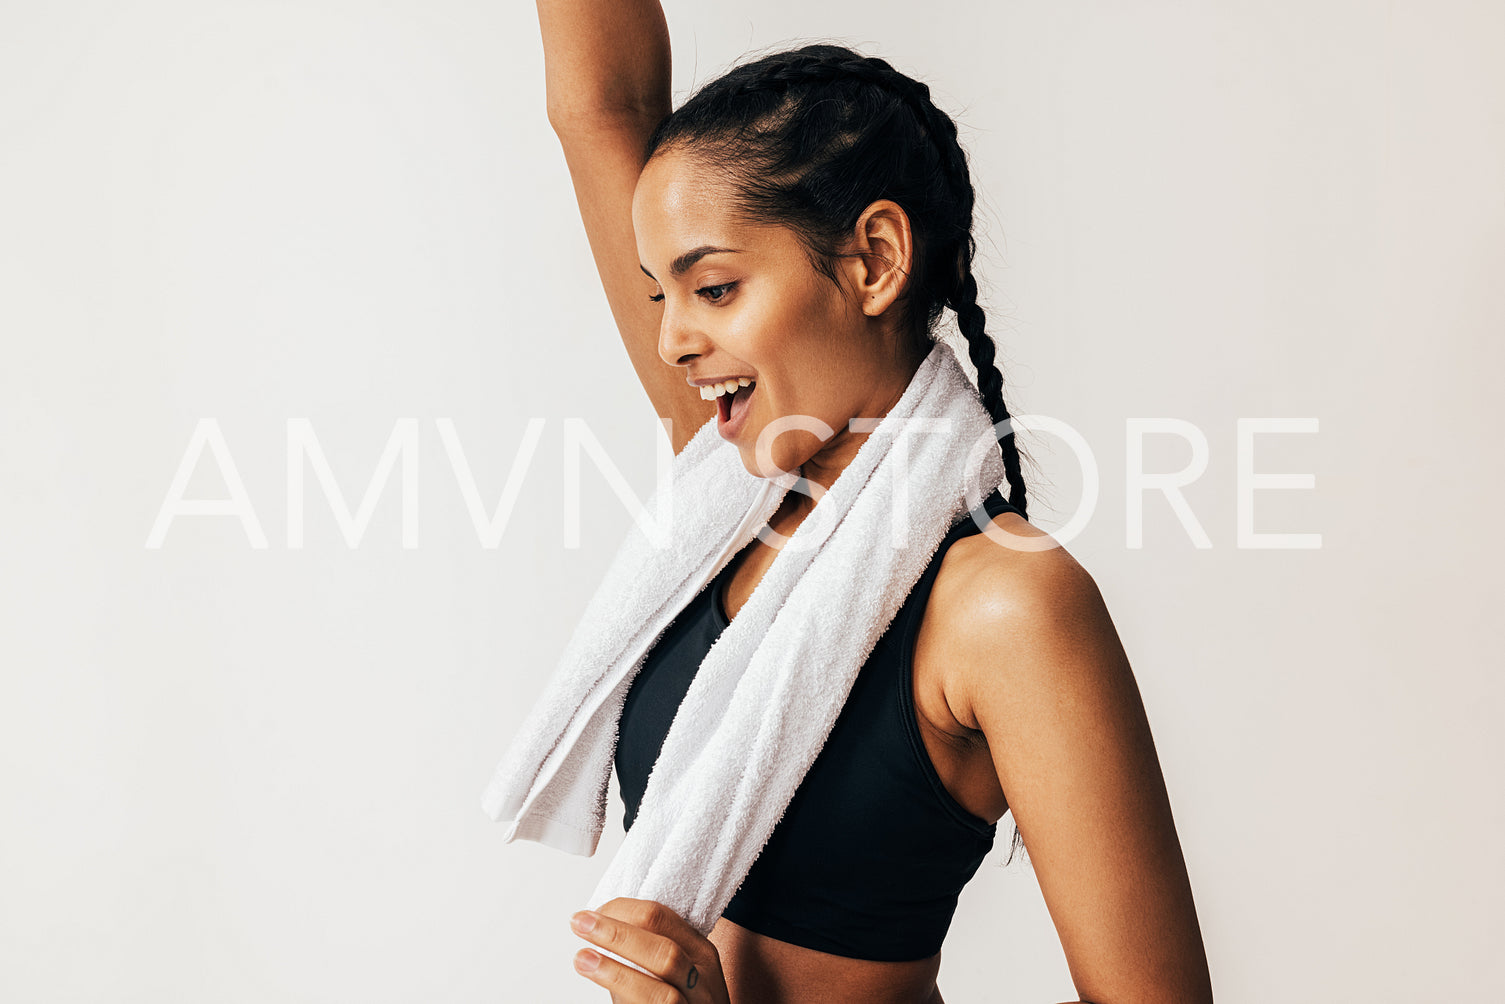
left=744, top=289, right=834, bottom=373
left=730, top=275, right=848, bottom=417
left=738, top=289, right=800, bottom=346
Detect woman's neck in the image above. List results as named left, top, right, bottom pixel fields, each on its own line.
left=798, top=344, right=928, bottom=494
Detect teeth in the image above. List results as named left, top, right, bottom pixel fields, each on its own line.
left=698, top=378, right=755, bottom=400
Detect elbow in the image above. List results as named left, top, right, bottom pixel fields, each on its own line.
left=545, top=95, right=669, bottom=138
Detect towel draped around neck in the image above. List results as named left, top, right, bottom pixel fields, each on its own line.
left=481, top=339, right=1010, bottom=936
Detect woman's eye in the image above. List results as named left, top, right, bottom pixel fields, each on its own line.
left=647, top=282, right=736, bottom=304
left=697, top=282, right=736, bottom=302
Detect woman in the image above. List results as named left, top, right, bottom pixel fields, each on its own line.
left=537, top=2, right=1214, bottom=1001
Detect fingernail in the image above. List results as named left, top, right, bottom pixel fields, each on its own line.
left=570, top=910, right=597, bottom=933
left=574, top=948, right=601, bottom=973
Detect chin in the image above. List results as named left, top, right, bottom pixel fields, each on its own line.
left=732, top=440, right=793, bottom=482
left=733, top=446, right=773, bottom=481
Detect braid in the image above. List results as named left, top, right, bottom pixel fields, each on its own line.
left=891, top=71, right=1031, bottom=521
left=887, top=68, right=1030, bottom=520
left=952, top=262, right=1030, bottom=521
left=725, top=52, right=932, bottom=120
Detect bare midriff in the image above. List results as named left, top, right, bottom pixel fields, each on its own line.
left=710, top=916, right=946, bottom=1004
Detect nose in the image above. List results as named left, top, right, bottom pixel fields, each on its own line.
left=656, top=301, right=712, bottom=369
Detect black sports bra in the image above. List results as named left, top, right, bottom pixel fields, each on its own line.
left=614, top=487, right=1019, bottom=962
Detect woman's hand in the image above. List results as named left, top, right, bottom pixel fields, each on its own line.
left=569, top=897, right=731, bottom=1003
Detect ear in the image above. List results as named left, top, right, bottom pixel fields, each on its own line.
left=837, top=199, right=914, bottom=317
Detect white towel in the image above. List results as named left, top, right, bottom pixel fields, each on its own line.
left=480, top=339, right=1009, bottom=937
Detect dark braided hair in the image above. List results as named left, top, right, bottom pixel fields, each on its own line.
left=647, top=44, right=1032, bottom=863
left=645, top=43, right=1032, bottom=527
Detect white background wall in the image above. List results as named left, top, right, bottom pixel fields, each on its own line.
left=2, top=1, right=1500, bottom=1001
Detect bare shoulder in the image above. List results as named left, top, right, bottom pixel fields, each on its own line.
left=926, top=510, right=1215, bottom=1002
left=925, top=510, right=1116, bottom=732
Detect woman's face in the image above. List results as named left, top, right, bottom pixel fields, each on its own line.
left=631, top=146, right=918, bottom=483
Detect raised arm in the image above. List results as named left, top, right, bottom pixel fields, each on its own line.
left=536, top=0, right=715, bottom=454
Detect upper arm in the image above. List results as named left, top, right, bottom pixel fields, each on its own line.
left=948, top=543, right=1213, bottom=1004
left=549, top=115, right=716, bottom=455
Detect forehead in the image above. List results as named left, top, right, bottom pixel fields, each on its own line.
left=632, top=149, right=744, bottom=261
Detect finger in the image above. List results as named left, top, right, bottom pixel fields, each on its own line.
left=571, top=909, right=698, bottom=992
left=573, top=946, right=687, bottom=1004
left=595, top=898, right=727, bottom=994
left=597, top=897, right=711, bottom=951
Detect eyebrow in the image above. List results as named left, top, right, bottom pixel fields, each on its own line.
left=640, top=246, right=742, bottom=282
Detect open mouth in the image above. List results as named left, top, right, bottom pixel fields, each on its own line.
left=718, top=380, right=756, bottom=428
